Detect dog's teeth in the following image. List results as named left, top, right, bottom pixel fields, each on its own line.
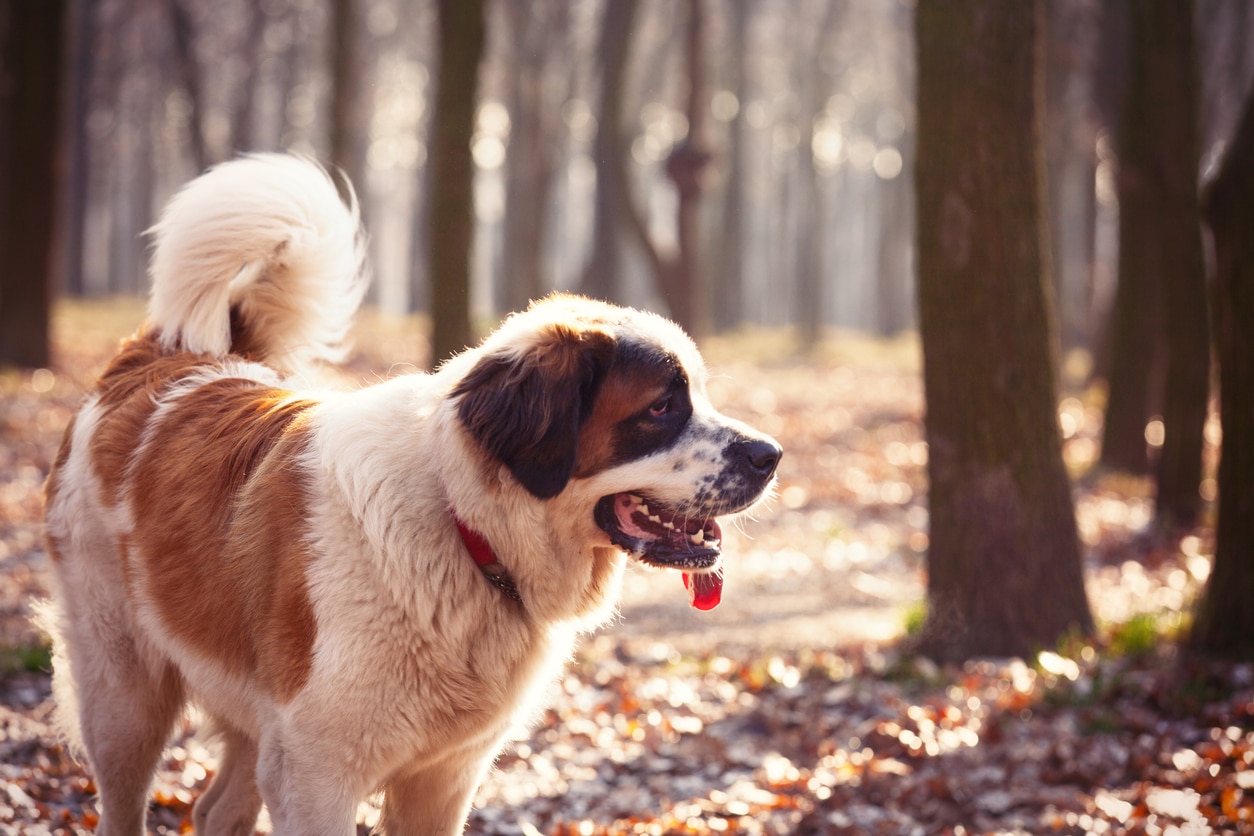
left=689, top=530, right=705, bottom=545
left=662, top=521, right=675, bottom=531
left=638, top=504, right=650, bottom=515
left=649, top=515, right=662, bottom=523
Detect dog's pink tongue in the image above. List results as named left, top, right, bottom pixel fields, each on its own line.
left=682, top=567, right=723, bottom=610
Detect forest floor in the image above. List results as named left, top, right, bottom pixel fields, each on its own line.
left=1, top=300, right=1250, bottom=835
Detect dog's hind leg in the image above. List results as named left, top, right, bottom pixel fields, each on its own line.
left=74, top=642, right=185, bottom=836
left=44, top=550, right=186, bottom=834
left=192, top=725, right=263, bottom=836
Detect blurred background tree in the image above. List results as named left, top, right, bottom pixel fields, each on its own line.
left=0, top=0, right=67, bottom=369
left=1192, top=86, right=1254, bottom=660
left=1098, top=0, right=1209, bottom=540
left=427, top=0, right=483, bottom=365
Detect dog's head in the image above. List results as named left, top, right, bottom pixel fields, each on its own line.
left=451, top=295, right=780, bottom=608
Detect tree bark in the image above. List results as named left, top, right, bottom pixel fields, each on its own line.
left=712, top=0, right=750, bottom=332
left=428, top=0, right=485, bottom=367
left=580, top=0, right=637, bottom=304
left=0, top=0, right=65, bottom=368
left=660, top=0, right=712, bottom=338
left=168, top=0, right=209, bottom=170
left=1141, top=1, right=1209, bottom=531
left=914, top=0, right=1094, bottom=662
left=59, top=0, right=94, bottom=298
left=329, top=0, right=364, bottom=203
left=500, top=0, right=568, bottom=314
left=1191, top=89, right=1254, bottom=659
left=1099, top=0, right=1193, bottom=478
left=794, top=0, right=841, bottom=350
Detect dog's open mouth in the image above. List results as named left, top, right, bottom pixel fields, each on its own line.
left=594, top=493, right=725, bottom=610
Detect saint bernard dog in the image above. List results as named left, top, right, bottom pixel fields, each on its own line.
left=39, top=154, right=780, bottom=835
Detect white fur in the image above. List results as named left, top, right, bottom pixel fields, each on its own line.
left=146, top=153, right=368, bottom=373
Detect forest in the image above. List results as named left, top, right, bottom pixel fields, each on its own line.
left=3, top=0, right=1254, bottom=833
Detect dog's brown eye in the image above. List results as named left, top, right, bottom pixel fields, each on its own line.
left=649, top=395, right=672, bottom=417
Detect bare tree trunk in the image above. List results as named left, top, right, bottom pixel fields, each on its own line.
left=0, top=0, right=65, bottom=368
left=1043, top=0, right=1101, bottom=357
left=660, top=0, right=712, bottom=338
left=58, top=0, right=94, bottom=298
left=875, top=151, right=915, bottom=336
left=329, top=0, right=364, bottom=202
left=1144, top=1, right=1209, bottom=531
left=1191, top=88, right=1254, bottom=659
left=915, top=0, right=1094, bottom=662
left=581, top=0, right=637, bottom=304
left=427, top=0, right=485, bottom=367
left=168, top=0, right=208, bottom=170
left=794, top=0, right=841, bottom=349
left=1101, top=0, right=1175, bottom=477
left=500, top=0, right=569, bottom=314
left=712, top=0, right=750, bottom=332
left=227, top=0, right=265, bottom=154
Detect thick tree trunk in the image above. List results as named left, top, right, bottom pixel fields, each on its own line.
left=0, top=0, right=65, bottom=368
left=1191, top=90, right=1254, bottom=659
left=1142, top=1, right=1210, bottom=530
left=428, top=0, right=485, bottom=367
left=1097, top=0, right=1208, bottom=482
left=915, top=0, right=1094, bottom=662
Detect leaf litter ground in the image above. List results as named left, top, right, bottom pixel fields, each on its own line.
left=1, top=302, right=1250, bottom=835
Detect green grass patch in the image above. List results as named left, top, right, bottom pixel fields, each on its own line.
left=0, top=641, right=52, bottom=674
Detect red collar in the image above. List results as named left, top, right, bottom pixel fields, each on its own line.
left=454, top=515, right=523, bottom=605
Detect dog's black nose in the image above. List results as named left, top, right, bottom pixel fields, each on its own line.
left=738, top=438, right=782, bottom=478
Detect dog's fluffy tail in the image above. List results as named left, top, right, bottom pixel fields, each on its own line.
left=146, top=153, right=368, bottom=373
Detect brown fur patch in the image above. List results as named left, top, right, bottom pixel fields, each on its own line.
left=454, top=323, right=616, bottom=498
left=89, top=332, right=213, bottom=503
left=573, top=367, right=668, bottom=479
left=86, top=343, right=321, bottom=703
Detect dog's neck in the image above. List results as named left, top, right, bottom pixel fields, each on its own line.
left=453, top=513, right=523, bottom=606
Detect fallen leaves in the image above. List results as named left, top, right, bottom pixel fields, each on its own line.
left=462, top=643, right=1254, bottom=835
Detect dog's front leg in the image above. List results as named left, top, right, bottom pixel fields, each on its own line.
left=255, top=732, right=362, bottom=836
left=376, top=749, right=496, bottom=836
left=192, top=727, right=262, bottom=836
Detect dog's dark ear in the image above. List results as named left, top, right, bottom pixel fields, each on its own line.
left=453, top=324, right=616, bottom=499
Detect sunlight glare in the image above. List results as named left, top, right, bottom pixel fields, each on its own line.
left=30, top=369, right=55, bottom=393
left=812, top=121, right=844, bottom=173
left=477, top=100, right=510, bottom=137
left=847, top=136, right=877, bottom=171
left=872, top=147, right=903, bottom=180
left=711, top=90, right=740, bottom=122
left=472, top=135, right=506, bottom=170
left=1199, top=478, right=1218, bottom=503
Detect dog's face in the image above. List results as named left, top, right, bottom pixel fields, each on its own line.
left=452, top=296, right=780, bottom=606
